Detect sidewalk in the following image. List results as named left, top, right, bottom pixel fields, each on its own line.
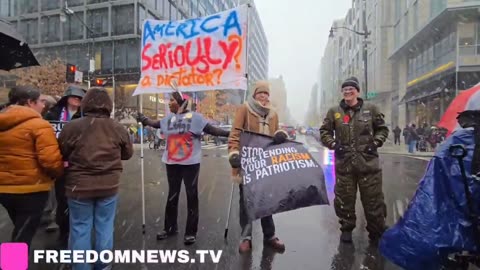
left=379, top=142, right=435, bottom=158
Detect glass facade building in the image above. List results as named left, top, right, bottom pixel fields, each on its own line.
left=0, top=0, right=266, bottom=121
left=390, top=0, right=480, bottom=127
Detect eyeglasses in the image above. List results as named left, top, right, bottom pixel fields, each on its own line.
left=341, top=87, right=357, bottom=93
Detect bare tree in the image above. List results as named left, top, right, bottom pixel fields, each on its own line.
left=6, top=58, right=83, bottom=96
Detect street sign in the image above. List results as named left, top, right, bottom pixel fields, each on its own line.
left=367, top=92, right=378, bottom=99
left=74, top=70, right=83, bottom=83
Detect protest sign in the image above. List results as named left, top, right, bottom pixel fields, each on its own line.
left=49, top=121, right=67, bottom=139
left=133, top=5, right=248, bottom=96
left=240, top=131, right=329, bottom=221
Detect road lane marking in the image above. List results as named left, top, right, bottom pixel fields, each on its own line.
left=396, top=199, right=404, bottom=217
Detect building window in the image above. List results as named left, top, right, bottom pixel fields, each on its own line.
left=66, top=45, right=89, bottom=72
left=459, top=22, right=475, bottom=56
left=41, top=0, right=59, bottom=11
left=19, top=19, right=38, bottom=44
left=17, top=0, right=37, bottom=14
left=138, top=6, right=146, bottom=33
left=88, top=8, right=108, bottom=37
left=101, top=43, right=113, bottom=71
left=68, top=0, right=84, bottom=7
left=145, top=0, right=155, bottom=8
left=113, top=5, right=134, bottom=35
left=0, top=0, right=15, bottom=17
left=114, top=40, right=139, bottom=70
left=430, top=0, right=447, bottom=18
left=170, top=5, right=178, bottom=20
left=41, top=16, right=60, bottom=43
left=63, top=12, right=84, bottom=41
left=87, top=0, right=109, bottom=3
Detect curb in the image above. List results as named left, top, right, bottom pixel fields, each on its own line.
left=379, top=151, right=434, bottom=158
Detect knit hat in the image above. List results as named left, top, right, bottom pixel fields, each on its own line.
left=252, top=81, right=270, bottom=97
left=341, top=77, right=360, bottom=92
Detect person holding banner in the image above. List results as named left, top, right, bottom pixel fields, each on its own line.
left=44, top=84, right=86, bottom=249
left=0, top=86, right=64, bottom=247
left=228, top=80, right=288, bottom=253
left=320, top=77, right=389, bottom=245
left=137, top=90, right=229, bottom=245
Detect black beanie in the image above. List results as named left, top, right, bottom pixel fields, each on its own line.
left=171, top=91, right=185, bottom=106
left=341, top=77, right=360, bottom=92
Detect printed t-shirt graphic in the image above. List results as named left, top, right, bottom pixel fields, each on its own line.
left=160, top=112, right=208, bottom=165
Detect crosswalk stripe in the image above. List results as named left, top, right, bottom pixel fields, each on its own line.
left=202, top=144, right=228, bottom=150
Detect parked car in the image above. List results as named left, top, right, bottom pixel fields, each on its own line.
left=214, top=125, right=232, bottom=145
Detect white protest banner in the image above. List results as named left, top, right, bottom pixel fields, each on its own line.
left=133, top=5, right=248, bottom=96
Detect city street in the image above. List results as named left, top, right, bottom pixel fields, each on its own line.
left=0, top=135, right=429, bottom=270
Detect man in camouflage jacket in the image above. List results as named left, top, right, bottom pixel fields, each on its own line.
left=320, top=77, right=389, bottom=244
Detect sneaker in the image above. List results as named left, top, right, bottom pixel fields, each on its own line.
left=340, top=231, right=353, bottom=243
left=184, top=235, right=196, bottom=245
left=156, top=230, right=178, bottom=240
left=264, top=237, right=286, bottom=253
left=238, top=239, right=252, bottom=254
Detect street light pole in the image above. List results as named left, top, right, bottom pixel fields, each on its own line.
left=61, top=0, right=96, bottom=88
left=362, top=0, right=369, bottom=100
left=329, top=0, right=370, bottom=100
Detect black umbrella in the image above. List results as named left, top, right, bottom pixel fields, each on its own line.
left=0, top=18, right=40, bottom=71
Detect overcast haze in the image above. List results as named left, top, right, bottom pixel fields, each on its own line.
left=255, top=0, right=351, bottom=124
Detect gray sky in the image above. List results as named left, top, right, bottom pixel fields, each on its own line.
left=255, top=0, right=351, bottom=124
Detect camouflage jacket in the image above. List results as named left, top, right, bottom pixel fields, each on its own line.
left=320, top=99, right=389, bottom=172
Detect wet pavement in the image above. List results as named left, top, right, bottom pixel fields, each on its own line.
left=0, top=135, right=430, bottom=270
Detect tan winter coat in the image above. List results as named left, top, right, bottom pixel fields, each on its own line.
left=228, top=102, right=286, bottom=178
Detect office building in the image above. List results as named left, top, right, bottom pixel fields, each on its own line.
left=320, top=19, right=345, bottom=117
left=320, top=0, right=394, bottom=127
left=390, top=0, right=480, bottom=128
left=269, top=75, right=288, bottom=123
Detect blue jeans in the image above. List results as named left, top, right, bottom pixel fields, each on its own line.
left=408, top=140, right=417, bottom=153
left=68, top=195, right=118, bottom=270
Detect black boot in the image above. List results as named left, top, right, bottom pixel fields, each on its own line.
left=156, top=230, right=178, bottom=240
left=184, top=235, right=196, bottom=245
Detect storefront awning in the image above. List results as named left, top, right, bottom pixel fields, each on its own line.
left=401, top=87, right=444, bottom=103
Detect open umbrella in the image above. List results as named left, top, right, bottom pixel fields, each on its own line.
left=437, top=83, right=480, bottom=136
left=0, top=18, right=40, bottom=71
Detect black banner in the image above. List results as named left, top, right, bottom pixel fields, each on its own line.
left=240, top=131, right=329, bottom=222
left=49, top=121, right=67, bottom=139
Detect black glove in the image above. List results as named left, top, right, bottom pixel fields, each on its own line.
left=229, top=153, right=241, bottom=169
left=365, top=141, right=379, bottom=156
left=333, top=142, right=346, bottom=159
left=273, top=131, right=288, bottom=144
left=136, top=113, right=148, bottom=125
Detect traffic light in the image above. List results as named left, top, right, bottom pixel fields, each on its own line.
left=66, top=63, right=76, bottom=83
left=94, top=78, right=107, bottom=86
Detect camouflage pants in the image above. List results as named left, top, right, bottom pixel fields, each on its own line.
left=333, top=169, right=387, bottom=238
